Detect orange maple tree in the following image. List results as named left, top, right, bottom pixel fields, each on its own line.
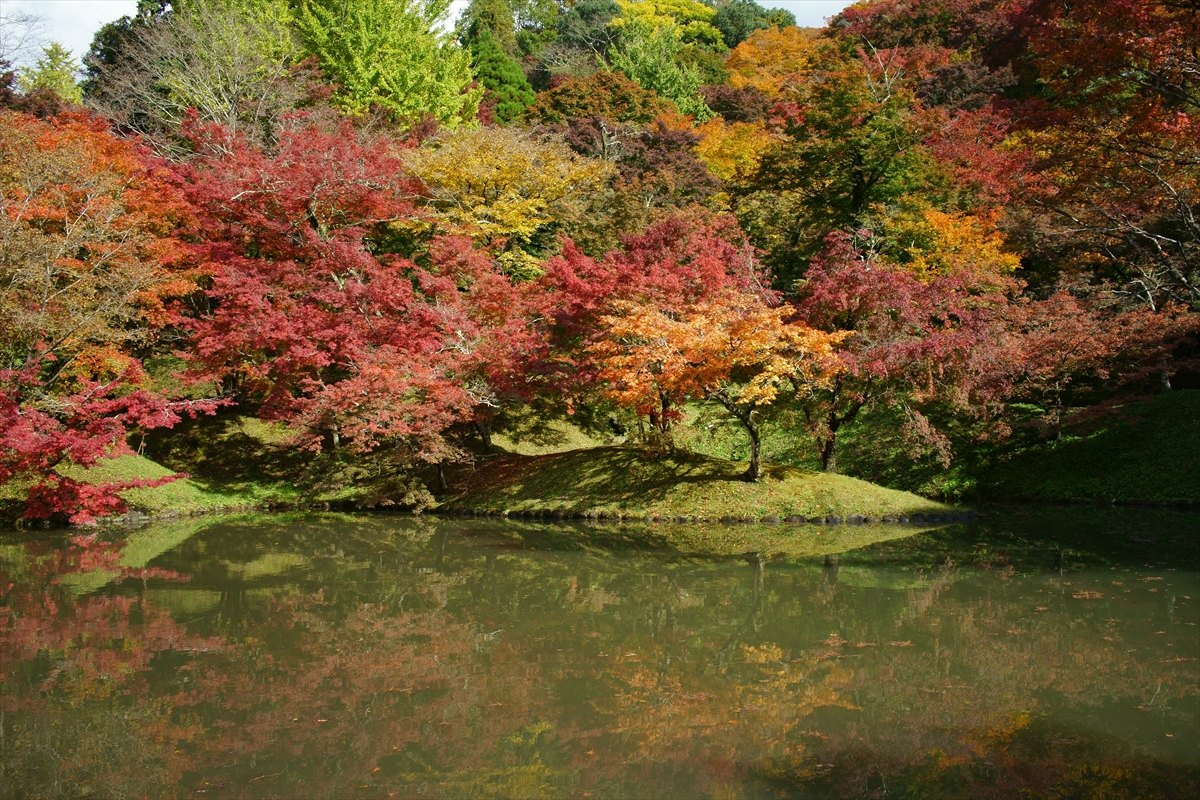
left=590, top=290, right=847, bottom=480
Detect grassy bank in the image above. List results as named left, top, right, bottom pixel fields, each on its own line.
left=829, top=390, right=1200, bottom=502
left=12, top=389, right=1186, bottom=530
left=56, top=453, right=290, bottom=515
left=7, top=408, right=956, bottom=531
left=445, top=445, right=955, bottom=519
left=681, top=390, right=1199, bottom=504
left=972, top=391, right=1200, bottom=502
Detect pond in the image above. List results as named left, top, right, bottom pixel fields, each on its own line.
left=1, top=509, right=1197, bottom=798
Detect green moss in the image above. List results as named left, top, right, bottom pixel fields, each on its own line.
left=492, top=417, right=617, bottom=456
left=446, top=445, right=955, bottom=519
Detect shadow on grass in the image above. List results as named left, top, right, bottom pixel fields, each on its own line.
left=144, top=413, right=309, bottom=495
left=449, top=446, right=789, bottom=508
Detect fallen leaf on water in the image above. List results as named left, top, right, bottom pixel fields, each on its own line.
left=855, top=642, right=877, bottom=647
left=887, top=641, right=914, bottom=647
left=1072, top=591, right=1103, bottom=599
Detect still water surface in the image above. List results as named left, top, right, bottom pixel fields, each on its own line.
left=1, top=509, right=1197, bottom=798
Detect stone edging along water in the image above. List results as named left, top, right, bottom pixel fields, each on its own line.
left=32, top=495, right=1198, bottom=531
left=53, top=503, right=973, bottom=530
left=431, top=507, right=979, bottom=526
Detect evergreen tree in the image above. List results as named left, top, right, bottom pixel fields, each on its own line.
left=470, top=28, right=536, bottom=123
left=713, top=0, right=796, bottom=49
left=18, top=42, right=81, bottom=103
left=458, top=0, right=518, bottom=57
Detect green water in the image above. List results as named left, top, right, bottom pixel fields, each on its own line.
left=1, top=509, right=1197, bottom=798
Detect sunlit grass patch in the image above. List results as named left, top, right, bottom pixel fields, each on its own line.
left=446, top=445, right=955, bottom=520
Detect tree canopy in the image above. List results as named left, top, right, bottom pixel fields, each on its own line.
left=2, top=0, right=1197, bottom=518
left=296, top=0, right=479, bottom=126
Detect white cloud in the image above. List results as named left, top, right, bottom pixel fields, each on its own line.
left=3, top=0, right=136, bottom=67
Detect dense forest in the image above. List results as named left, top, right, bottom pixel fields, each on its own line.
left=1, top=0, right=1197, bottom=523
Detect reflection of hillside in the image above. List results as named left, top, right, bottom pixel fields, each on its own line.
left=0, top=512, right=1196, bottom=798
left=834, top=564, right=949, bottom=590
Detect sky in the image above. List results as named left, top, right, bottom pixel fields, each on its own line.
left=3, top=0, right=858, bottom=70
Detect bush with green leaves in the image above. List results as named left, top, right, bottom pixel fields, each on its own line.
left=297, top=0, right=479, bottom=127
left=610, top=20, right=710, bottom=120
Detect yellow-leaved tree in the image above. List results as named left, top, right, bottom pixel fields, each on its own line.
left=590, top=290, right=847, bottom=480
left=695, top=117, right=774, bottom=183
left=878, top=206, right=1021, bottom=281
left=404, top=127, right=614, bottom=278
left=725, top=25, right=820, bottom=98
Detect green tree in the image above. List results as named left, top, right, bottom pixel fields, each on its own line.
left=297, top=0, right=479, bottom=127
left=613, top=0, right=726, bottom=48
left=556, top=0, right=620, bottom=56
left=610, top=20, right=710, bottom=119
left=734, top=47, right=941, bottom=282
left=18, top=42, right=81, bottom=103
left=458, top=0, right=518, bottom=56
left=712, top=0, right=795, bottom=49
left=511, top=0, right=560, bottom=57
left=471, top=29, right=536, bottom=123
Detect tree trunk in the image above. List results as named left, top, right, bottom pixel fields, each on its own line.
left=743, top=417, right=763, bottom=482
left=435, top=462, right=449, bottom=493
left=820, top=434, right=837, bottom=474
left=473, top=420, right=494, bottom=453
left=717, top=399, right=762, bottom=482
left=657, top=391, right=672, bottom=433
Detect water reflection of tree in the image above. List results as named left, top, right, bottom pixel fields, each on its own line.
left=1, top=538, right=217, bottom=798
left=1, top=517, right=1196, bottom=798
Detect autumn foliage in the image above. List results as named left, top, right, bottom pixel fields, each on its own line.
left=591, top=290, right=846, bottom=478
left=0, top=110, right=204, bottom=522
left=2, top=0, right=1198, bottom=519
